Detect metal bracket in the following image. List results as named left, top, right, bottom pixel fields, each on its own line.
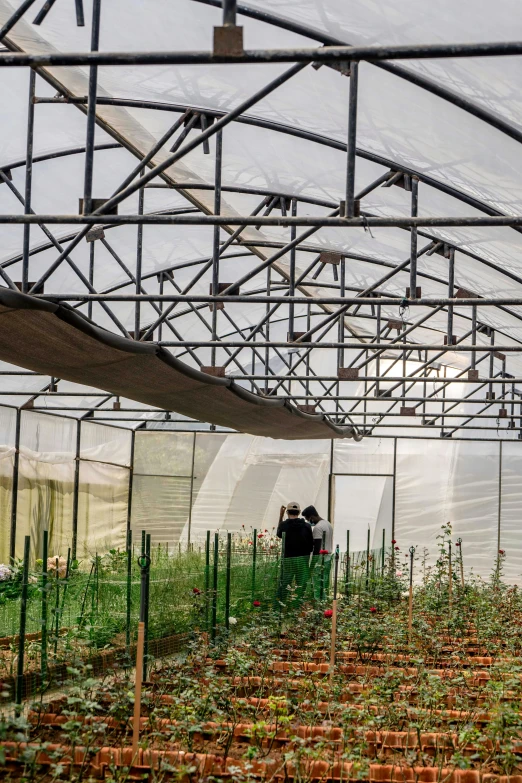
left=213, top=25, right=244, bottom=57
left=338, top=367, right=359, bottom=381
left=79, top=198, right=118, bottom=215
left=86, top=226, right=105, bottom=243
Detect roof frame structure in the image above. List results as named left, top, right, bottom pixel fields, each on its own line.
left=0, top=0, right=521, bottom=438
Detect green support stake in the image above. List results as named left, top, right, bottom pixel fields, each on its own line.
left=141, top=529, right=146, bottom=556
left=251, top=528, right=257, bottom=601
left=41, top=530, right=48, bottom=688
left=381, top=529, right=386, bottom=574
left=345, top=530, right=350, bottom=596
left=55, top=548, right=71, bottom=653
left=126, top=529, right=132, bottom=657
left=144, top=533, right=151, bottom=678
left=205, top=531, right=211, bottom=633
left=278, top=531, right=286, bottom=606
left=16, top=535, right=30, bottom=710
left=211, top=532, right=219, bottom=643
left=137, top=549, right=151, bottom=682
left=53, top=557, right=60, bottom=654
left=225, top=532, right=232, bottom=630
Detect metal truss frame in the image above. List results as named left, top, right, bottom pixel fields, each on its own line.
left=1, top=0, right=522, bottom=439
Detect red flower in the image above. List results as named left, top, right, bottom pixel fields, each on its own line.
left=258, top=534, right=264, bottom=539
left=319, top=549, right=328, bottom=555
left=192, top=587, right=201, bottom=595
left=499, top=549, right=506, bottom=555
left=253, top=600, right=261, bottom=607
left=394, top=546, right=400, bottom=551
left=456, top=542, right=461, bottom=547
left=391, top=539, right=397, bottom=544
left=324, top=609, right=333, bottom=618
left=370, top=607, right=377, bottom=614
left=248, top=541, right=253, bottom=545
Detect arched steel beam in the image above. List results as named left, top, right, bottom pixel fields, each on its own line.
left=194, top=0, right=522, bottom=146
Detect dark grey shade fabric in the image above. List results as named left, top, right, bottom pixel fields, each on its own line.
left=0, top=290, right=361, bottom=440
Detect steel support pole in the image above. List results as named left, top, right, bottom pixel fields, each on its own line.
left=82, top=0, right=102, bottom=215
left=71, top=420, right=81, bottom=561
left=9, top=409, right=21, bottom=563
left=447, top=248, right=455, bottom=343
left=211, top=129, right=223, bottom=366
left=22, top=69, right=35, bottom=293
left=344, top=62, right=358, bottom=217
left=222, top=0, right=237, bottom=25
left=409, top=177, right=419, bottom=297
left=134, top=171, right=144, bottom=339
left=288, top=198, right=297, bottom=340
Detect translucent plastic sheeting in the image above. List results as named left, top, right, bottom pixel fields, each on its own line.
left=80, top=421, right=132, bottom=467
left=333, top=437, right=395, bottom=475
left=15, top=448, right=74, bottom=560
left=0, top=447, right=13, bottom=563
left=131, top=474, right=192, bottom=546
left=332, top=474, right=393, bottom=553
left=499, top=442, right=522, bottom=584
left=133, top=432, right=195, bottom=477
left=189, top=435, right=330, bottom=537
left=76, top=461, right=129, bottom=560
left=395, top=440, right=499, bottom=579
left=20, top=410, right=76, bottom=457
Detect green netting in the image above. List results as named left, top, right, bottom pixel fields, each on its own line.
left=0, top=531, right=392, bottom=701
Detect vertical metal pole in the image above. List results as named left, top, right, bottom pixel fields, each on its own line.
left=264, top=265, right=271, bottom=393
left=16, top=535, right=30, bottom=710
left=288, top=198, right=297, bottom=340
left=222, top=0, right=237, bottom=25
left=211, top=129, right=223, bottom=367
left=278, top=530, right=286, bottom=604
left=211, top=532, right=219, bottom=642
left=205, top=530, right=211, bottom=632
left=489, top=330, right=495, bottom=399
left=135, top=169, right=144, bottom=338
left=327, top=440, right=334, bottom=525
left=365, top=526, right=370, bottom=589
left=251, top=528, right=257, bottom=600
left=126, top=430, right=135, bottom=541
left=225, top=532, right=232, bottom=630
left=187, top=433, right=196, bottom=544
left=444, top=258, right=457, bottom=349
left=22, top=69, right=36, bottom=293
left=71, top=420, right=81, bottom=561
left=41, top=529, right=48, bottom=688
left=408, top=545, right=415, bottom=642
left=137, top=551, right=150, bottom=687
left=88, top=241, right=95, bottom=320
left=320, top=532, right=326, bottom=601
left=329, top=545, right=340, bottom=682
left=9, top=409, right=21, bottom=563
left=409, top=177, right=419, bottom=297
left=498, top=441, right=503, bottom=554
left=126, top=528, right=132, bottom=656
left=381, top=528, right=385, bottom=574
left=391, top=438, right=397, bottom=543
left=141, top=529, right=146, bottom=556
left=471, top=304, right=477, bottom=370
left=345, top=529, right=350, bottom=596
left=82, top=0, right=102, bottom=215
left=143, top=533, right=151, bottom=679
left=338, top=257, right=346, bottom=373
left=457, top=538, right=464, bottom=589
left=375, top=304, right=381, bottom=396
left=344, top=62, right=358, bottom=217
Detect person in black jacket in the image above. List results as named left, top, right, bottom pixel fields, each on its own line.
left=276, top=501, right=314, bottom=604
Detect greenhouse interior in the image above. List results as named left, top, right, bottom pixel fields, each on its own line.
left=2, top=0, right=522, bottom=779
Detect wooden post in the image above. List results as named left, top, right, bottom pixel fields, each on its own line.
left=457, top=538, right=464, bottom=589
left=408, top=546, right=415, bottom=643
left=329, top=546, right=340, bottom=682
left=132, top=620, right=145, bottom=759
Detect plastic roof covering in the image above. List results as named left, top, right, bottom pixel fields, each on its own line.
left=0, top=0, right=521, bottom=436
